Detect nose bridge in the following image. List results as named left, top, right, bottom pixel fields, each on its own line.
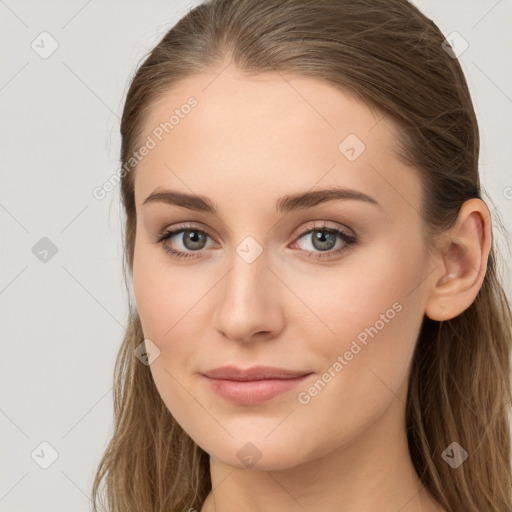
left=224, top=235, right=269, bottom=308
left=212, top=233, right=282, bottom=341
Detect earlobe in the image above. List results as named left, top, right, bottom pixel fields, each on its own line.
left=424, top=199, right=491, bottom=322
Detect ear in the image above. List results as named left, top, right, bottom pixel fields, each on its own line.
left=425, top=198, right=492, bottom=321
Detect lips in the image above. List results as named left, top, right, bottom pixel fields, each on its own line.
left=201, top=365, right=313, bottom=404
left=202, top=365, right=311, bottom=381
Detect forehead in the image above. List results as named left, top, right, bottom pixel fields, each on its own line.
left=133, top=67, right=421, bottom=216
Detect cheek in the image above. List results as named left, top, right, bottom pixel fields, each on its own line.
left=133, top=242, right=165, bottom=340
left=132, top=238, right=215, bottom=374
left=132, top=240, right=196, bottom=340
left=291, top=237, right=426, bottom=402
left=133, top=243, right=207, bottom=430
left=295, top=234, right=424, bottom=343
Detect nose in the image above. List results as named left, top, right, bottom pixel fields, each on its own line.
left=211, top=245, right=285, bottom=344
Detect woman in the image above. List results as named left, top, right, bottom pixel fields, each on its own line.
left=92, top=0, right=512, bottom=510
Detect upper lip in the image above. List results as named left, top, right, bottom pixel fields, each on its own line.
left=202, top=365, right=311, bottom=381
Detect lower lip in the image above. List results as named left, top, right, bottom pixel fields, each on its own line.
left=203, top=374, right=312, bottom=405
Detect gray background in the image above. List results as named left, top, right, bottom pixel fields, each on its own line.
left=1, top=1, right=511, bottom=510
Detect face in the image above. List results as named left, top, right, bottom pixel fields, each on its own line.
left=132, top=67, right=433, bottom=471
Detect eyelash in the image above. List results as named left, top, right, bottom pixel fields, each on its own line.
left=153, top=222, right=356, bottom=261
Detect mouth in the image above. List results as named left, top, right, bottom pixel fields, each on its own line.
left=201, top=365, right=313, bottom=405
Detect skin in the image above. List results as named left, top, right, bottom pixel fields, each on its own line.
left=131, top=65, right=491, bottom=512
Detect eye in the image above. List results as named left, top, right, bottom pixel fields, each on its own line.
left=154, top=223, right=215, bottom=260
left=290, top=222, right=356, bottom=260
left=154, top=221, right=356, bottom=261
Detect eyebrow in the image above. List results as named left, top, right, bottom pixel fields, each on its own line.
left=142, top=186, right=381, bottom=214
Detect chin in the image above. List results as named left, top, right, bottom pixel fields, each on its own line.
left=203, top=436, right=315, bottom=472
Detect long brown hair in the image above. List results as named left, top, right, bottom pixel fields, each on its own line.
left=91, top=1, right=512, bottom=510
